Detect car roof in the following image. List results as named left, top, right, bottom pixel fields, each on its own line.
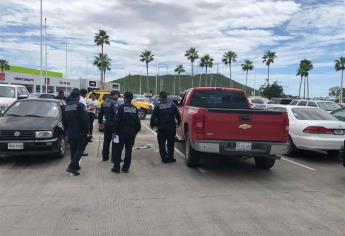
left=0, top=84, right=25, bottom=88
left=21, top=98, right=62, bottom=103
left=268, top=105, right=320, bottom=110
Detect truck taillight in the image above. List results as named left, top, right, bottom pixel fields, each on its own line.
left=192, top=109, right=206, bottom=134
left=303, top=126, right=333, bottom=134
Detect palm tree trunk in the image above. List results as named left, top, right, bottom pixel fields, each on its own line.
left=146, top=63, right=149, bottom=93
left=267, top=64, right=270, bottom=84
left=303, top=77, right=306, bottom=98
left=191, top=62, right=194, bottom=88
left=205, top=67, right=208, bottom=87
left=245, top=71, right=248, bottom=93
left=307, top=76, right=309, bottom=99
left=339, top=70, right=343, bottom=102
left=178, top=74, right=181, bottom=93
left=101, top=44, right=104, bottom=90
left=229, top=64, right=232, bottom=88
left=298, top=76, right=303, bottom=98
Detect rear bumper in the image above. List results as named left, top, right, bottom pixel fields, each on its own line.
left=0, top=138, right=59, bottom=157
left=192, top=139, right=287, bottom=158
left=293, top=135, right=344, bottom=151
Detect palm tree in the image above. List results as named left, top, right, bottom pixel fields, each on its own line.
left=139, top=50, right=154, bottom=93
left=94, top=30, right=110, bottom=89
left=335, top=57, right=345, bottom=102
left=262, top=51, right=277, bottom=84
left=93, top=53, right=111, bottom=83
left=200, top=54, right=214, bottom=87
left=222, top=50, right=237, bottom=87
left=185, top=48, right=199, bottom=87
left=0, top=59, right=10, bottom=73
left=297, top=59, right=313, bottom=98
left=241, top=60, right=254, bottom=92
left=174, top=64, right=185, bottom=93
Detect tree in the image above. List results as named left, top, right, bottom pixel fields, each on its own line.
left=262, top=51, right=277, bottom=84
left=139, top=50, right=154, bottom=93
left=297, top=59, right=313, bottom=98
left=94, top=30, right=110, bottom=89
left=185, top=48, right=199, bottom=88
left=241, top=60, right=254, bottom=92
left=174, top=64, right=185, bottom=94
left=93, top=53, right=111, bottom=83
left=0, top=59, right=10, bottom=73
left=259, top=81, right=285, bottom=99
left=222, top=50, right=237, bottom=87
left=200, top=54, right=214, bottom=87
left=329, top=86, right=345, bottom=102
left=335, top=56, right=345, bottom=102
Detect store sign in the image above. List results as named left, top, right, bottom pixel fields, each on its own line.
left=59, top=81, right=70, bottom=85
left=14, top=77, right=34, bottom=82
left=0, top=73, right=4, bottom=81
left=89, top=81, right=97, bottom=87
left=44, top=77, right=50, bottom=85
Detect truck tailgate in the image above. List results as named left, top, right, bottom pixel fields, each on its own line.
left=204, top=109, right=288, bottom=143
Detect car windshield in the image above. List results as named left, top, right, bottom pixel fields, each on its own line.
left=5, top=101, right=60, bottom=118
left=290, top=100, right=299, bottom=105
left=292, top=108, right=337, bottom=120
left=0, top=87, right=15, bottom=98
left=39, top=94, right=55, bottom=99
left=189, top=90, right=248, bottom=109
left=317, top=102, right=341, bottom=111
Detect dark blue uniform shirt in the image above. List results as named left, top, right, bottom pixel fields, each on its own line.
left=114, top=102, right=141, bottom=135
left=150, top=101, right=181, bottom=131
left=98, top=99, right=119, bottom=128
left=63, top=101, right=89, bottom=140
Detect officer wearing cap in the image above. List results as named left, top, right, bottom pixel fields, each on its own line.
left=112, top=91, right=141, bottom=173
left=150, top=91, right=181, bottom=163
left=63, top=89, right=89, bottom=176
left=98, top=90, right=120, bottom=162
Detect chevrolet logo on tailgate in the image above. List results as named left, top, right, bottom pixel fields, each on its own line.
left=239, top=124, right=252, bottom=130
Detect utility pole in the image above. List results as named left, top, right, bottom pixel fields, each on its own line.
left=44, top=17, right=48, bottom=93
left=65, top=43, right=68, bottom=80
left=40, top=0, right=43, bottom=92
left=155, top=64, right=158, bottom=95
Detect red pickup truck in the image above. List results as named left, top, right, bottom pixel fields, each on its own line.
left=176, top=87, right=289, bottom=169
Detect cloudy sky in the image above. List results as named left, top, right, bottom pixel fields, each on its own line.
left=0, top=0, right=344, bottom=97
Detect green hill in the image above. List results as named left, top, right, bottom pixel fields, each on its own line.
left=114, top=74, right=258, bottom=96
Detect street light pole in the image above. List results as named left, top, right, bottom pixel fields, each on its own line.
left=65, top=43, right=68, bottom=80
left=40, top=0, right=43, bottom=92
left=44, top=17, right=48, bottom=93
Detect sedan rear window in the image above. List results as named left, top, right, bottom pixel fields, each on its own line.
left=189, top=90, right=248, bottom=109
left=317, top=102, right=341, bottom=112
left=292, top=108, right=337, bottom=120
left=0, top=87, right=15, bottom=98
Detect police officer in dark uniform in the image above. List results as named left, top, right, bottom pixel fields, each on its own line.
left=63, top=90, right=89, bottom=176
left=112, top=91, right=141, bottom=173
left=98, top=90, right=120, bottom=161
left=150, top=91, right=181, bottom=163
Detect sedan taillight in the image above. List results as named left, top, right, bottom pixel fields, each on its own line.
left=303, top=126, right=333, bottom=134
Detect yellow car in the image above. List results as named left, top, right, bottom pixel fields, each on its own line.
left=87, top=91, right=152, bottom=120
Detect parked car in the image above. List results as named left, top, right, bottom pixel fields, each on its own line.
left=249, top=96, right=269, bottom=105
left=291, top=99, right=341, bottom=112
left=0, top=99, right=66, bottom=158
left=87, top=91, right=152, bottom=120
left=0, top=84, right=29, bottom=115
left=331, top=108, right=345, bottom=122
left=38, top=93, right=56, bottom=99
left=267, top=105, right=345, bottom=157
left=176, top=87, right=289, bottom=169
left=269, top=98, right=293, bottom=105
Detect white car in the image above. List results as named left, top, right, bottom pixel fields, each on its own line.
left=290, top=99, right=341, bottom=113
left=267, top=105, right=345, bottom=157
left=0, top=84, right=29, bottom=114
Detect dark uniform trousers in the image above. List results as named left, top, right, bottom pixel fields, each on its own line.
left=157, top=128, right=176, bottom=161
left=102, top=125, right=113, bottom=161
left=69, top=137, right=88, bottom=169
left=113, top=128, right=136, bottom=171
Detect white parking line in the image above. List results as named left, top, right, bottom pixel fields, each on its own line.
left=142, top=123, right=185, bottom=159
left=281, top=157, right=316, bottom=171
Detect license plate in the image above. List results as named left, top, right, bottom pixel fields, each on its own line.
left=236, top=142, right=252, bottom=151
left=8, top=143, right=24, bottom=150
left=334, top=129, right=345, bottom=135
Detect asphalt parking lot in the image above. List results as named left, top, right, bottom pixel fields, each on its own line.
left=0, top=118, right=344, bottom=236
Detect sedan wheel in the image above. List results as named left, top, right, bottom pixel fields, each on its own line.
left=138, top=109, right=147, bottom=120
left=287, top=136, right=298, bottom=156
left=56, top=136, right=66, bottom=158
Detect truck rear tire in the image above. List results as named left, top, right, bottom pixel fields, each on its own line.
left=185, top=131, right=200, bottom=168
left=254, top=157, right=275, bottom=169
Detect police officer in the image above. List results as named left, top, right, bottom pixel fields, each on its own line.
left=98, top=90, right=120, bottom=161
left=112, top=91, right=141, bottom=173
left=63, top=90, right=89, bottom=176
left=150, top=91, right=181, bottom=163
